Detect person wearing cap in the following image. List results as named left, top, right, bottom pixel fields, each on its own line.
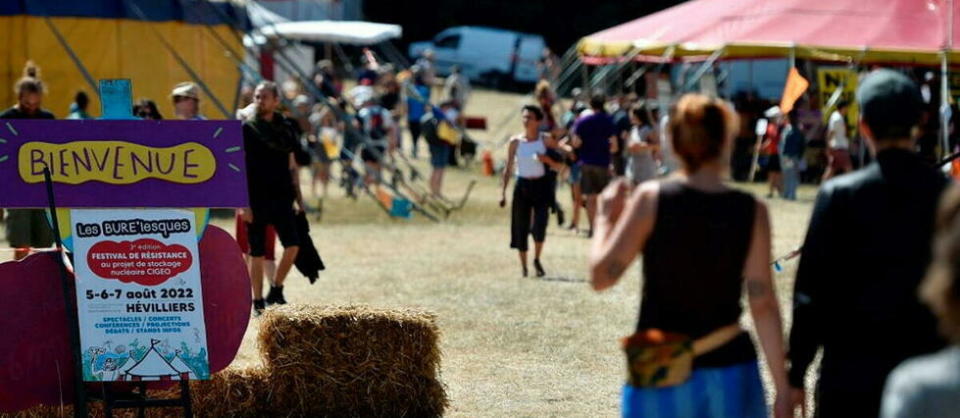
left=171, top=82, right=205, bottom=120
left=788, top=69, right=949, bottom=417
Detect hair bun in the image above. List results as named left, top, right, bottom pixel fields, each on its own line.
left=23, top=60, right=39, bottom=79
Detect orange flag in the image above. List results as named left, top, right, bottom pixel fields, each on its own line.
left=780, top=68, right=810, bottom=114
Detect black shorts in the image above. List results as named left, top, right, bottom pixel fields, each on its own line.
left=361, top=144, right=386, bottom=163
left=580, top=164, right=612, bottom=195
left=246, top=199, right=300, bottom=257
left=765, top=154, right=782, bottom=172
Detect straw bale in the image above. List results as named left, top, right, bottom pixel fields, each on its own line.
left=0, top=404, right=106, bottom=418
left=3, top=304, right=447, bottom=417
left=258, top=305, right=447, bottom=417
left=187, top=367, right=270, bottom=417
left=2, top=368, right=267, bottom=418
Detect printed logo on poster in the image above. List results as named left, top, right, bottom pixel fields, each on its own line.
left=817, top=67, right=860, bottom=136
left=72, top=209, right=209, bottom=382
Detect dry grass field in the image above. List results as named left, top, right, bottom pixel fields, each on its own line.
left=0, top=87, right=821, bottom=416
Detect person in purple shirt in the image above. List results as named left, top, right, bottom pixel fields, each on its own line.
left=572, top=94, right=619, bottom=237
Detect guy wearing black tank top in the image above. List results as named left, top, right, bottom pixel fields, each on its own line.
left=788, top=70, right=948, bottom=417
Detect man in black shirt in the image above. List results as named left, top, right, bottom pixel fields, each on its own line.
left=240, top=81, right=305, bottom=314
left=0, top=65, right=55, bottom=260
left=788, top=69, right=948, bottom=417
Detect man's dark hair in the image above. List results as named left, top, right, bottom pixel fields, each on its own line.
left=630, top=103, right=650, bottom=126
left=864, top=112, right=920, bottom=140
left=75, top=91, right=89, bottom=110
left=522, top=104, right=543, bottom=121
left=836, top=99, right=850, bottom=110
left=857, top=69, right=924, bottom=141
left=589, top=94, right=606, bottom=111
left=256, top=81, right=280, bottom=98
left=787, top=109, right=799, bottom=127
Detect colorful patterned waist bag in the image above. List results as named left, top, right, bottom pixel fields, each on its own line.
left=622, top=324, right=742, bottom=388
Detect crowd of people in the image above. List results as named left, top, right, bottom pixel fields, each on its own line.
left=583, top=69, right=960, bottom=417
left=5, top=53, right=960, bottom=417
left=0, top=55, right=473, bottom=315
left=503, top=79, right=670, bottom=277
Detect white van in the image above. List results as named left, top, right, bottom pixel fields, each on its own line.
left=409, top=26, right=545, bottom=87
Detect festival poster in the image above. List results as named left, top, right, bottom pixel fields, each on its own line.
left=817, top=67, right=860, bottom=136
left=71, top=209, right=209, bottom=382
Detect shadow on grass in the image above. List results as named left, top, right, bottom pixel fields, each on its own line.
left=538, top=275, right=587, bottom=284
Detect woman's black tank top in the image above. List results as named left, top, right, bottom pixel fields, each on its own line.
left=638, top=180, right=758, bottom=368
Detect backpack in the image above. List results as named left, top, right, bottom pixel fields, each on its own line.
left=421, top=109, right=443, bottom=146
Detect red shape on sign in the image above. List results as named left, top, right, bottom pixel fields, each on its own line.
left=86, top=239, right=193, bottom=286
left=0, top=225, right=251, bottom=412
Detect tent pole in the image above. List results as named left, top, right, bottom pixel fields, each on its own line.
left=589, top=48, right=641, bottom=93
left=582, top=65, right=589, bottom=93
left=682, top=48, right=724, bottom=93
left=199, top=3, right=443, bottom=218
left=42, top=17, right=100, bottom=99
left=942, top=52, right=951, bottom=159
left=943, top=0, right=954, bottom=160
left=789, top=46, right=796, bottom=69
left=127, top=2, right=231, bottom=118
left=555, top=45, right=585, bottom=96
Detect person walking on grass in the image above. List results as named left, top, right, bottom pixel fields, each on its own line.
left=0, top=62, right=55, bottom=261
left=535, top=81, right=565, bottom=226
left=624, top=103, right=660, bottom=187
left=788, top=69, right=948, bottom=417
left=822, top=99, right=853, bottom=181
left=760, top=107, right=784, bottom=198
left=561, top=102, right=588, bottom=232
left=405, top=67, right=431, bottom=159
left=572, top=93, right=618, bottom=237
left=501, top=105, right=562, bottom=277
left=590, top=94, right=791, bottom=418
left=779, top=110, right=806, bottom=200
left=240, top=81, right=305, bottom=315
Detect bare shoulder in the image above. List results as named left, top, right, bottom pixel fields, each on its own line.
left=635, top=180, right=660, bottom=200
left=630, top=180, right=661, bottom=213
left=751, top=198, right=770, bottom=233
left=753, top=198, right=769, bottom=219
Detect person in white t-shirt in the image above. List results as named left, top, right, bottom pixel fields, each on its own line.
left=823, top=100, right=853, bottom=181
left=657, top=106, right=677, bottom=175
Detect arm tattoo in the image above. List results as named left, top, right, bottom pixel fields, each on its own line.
left=746, top=279, right=770, bottom=299
left=606, top=261, right=627, bottom=280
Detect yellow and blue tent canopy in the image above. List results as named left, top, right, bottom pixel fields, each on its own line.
left=0, top=0, right=250, bottom=119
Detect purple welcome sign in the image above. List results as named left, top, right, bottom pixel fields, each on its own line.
left=0, top=120, right=248, bottom=208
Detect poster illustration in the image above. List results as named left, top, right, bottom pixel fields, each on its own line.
left=817, top=67, right=860, bottom=137
left=71, top=209, right=209, bottom=382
